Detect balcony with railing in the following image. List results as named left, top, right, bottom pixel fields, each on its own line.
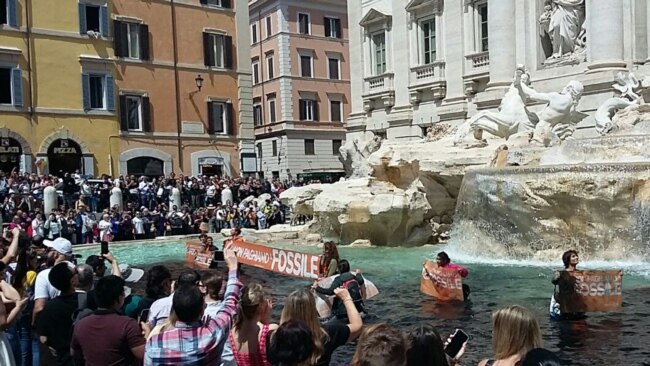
left=408, top=61, right=446, bottom=103
left=363, top=73, right=395, bottom=111
left=463, top=51, right=490, bottom=94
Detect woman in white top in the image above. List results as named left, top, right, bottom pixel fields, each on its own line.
left=31, top=213, right=45, bottom=238
left=98, top=214, right=113, bottom=242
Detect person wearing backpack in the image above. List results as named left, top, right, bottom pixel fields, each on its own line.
left=36, top=262, right=79, bottom=366
left=314, top=259, right=366, bottom=321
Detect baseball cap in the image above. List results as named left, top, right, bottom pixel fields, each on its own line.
left=119, top=264, right=145, bottom=283
left=43, top=237, right=73, bottom=256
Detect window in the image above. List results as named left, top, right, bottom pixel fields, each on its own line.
left=299, top=98, right=318, bottom=121
left=332, top=140, right=342, bottom=155
left=268, top=97, right=276, bottom=123
left=82, top=73, right=115, bottom=111
left=257, top=143, right=262, bottom=159
left=0, top=67, right=22, bottom=106
left=207, top=101, right=233, bottom=135
left=203, top=33, right=233, bottom=68
left=372, top=32, right=387, bottom=75
left=119, top=95, right=151, bottom=132
left=266, top=55, right=274, bottom=79
left=114, top=21, right=150, bottom=60
left=252, top=60, right=260, bottom=84
left=478, top=2, right=488, bottom=52
left=203, top=0, right=231, bottom=8
left=266, top=16, right=272, bottom=38
left=1, top=0, right=18, bottom=26
left=272, top=140, right=277, bottom=156
left=253, top=103, right=263, bottom=126
left=251, top=23, right=258, bottom=44
left=300, top=54, right=312, bottom=77
left=330, top=100, right=342, bottom=122
left=304, top=139, right=315, bottom=155
left=328, top=57, right=340, bottom=80
left=298, top=13, right=310, bottom=35
left=89, top=75, right=104, bottom=109
left=79, top=3, right=108, bottom=37
left=324, top=17, right=341, bottom=38
left=421, top=19, right=436, bottom=64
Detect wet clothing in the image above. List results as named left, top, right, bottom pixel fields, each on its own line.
left=315, top=272, right=365, bottom=318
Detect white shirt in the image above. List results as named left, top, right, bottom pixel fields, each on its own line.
left=132, top=217, right=145, bottom=234
left=148, top=294, right=173, bottom=328
left=206, top=185, right=216, bottom=197
left=34, top=266, right=65, bottom=300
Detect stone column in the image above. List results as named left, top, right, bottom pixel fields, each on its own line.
left=486, top=0, right=517, bottom=89
left=587, top=0, right=626, bottom=71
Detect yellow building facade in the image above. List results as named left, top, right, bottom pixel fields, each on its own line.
left=0, top=0, right=119, bottom=176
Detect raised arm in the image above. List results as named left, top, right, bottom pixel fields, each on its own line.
left=1, top=227, right=21, bottom=265
left=516, top=77, right=552, bottom=103
left=207, top=245, right=242, bottom=330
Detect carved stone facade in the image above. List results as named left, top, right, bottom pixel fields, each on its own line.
left=346, top=0, right=647, bottom=143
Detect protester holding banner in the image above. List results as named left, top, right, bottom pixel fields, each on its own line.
left=319, top=242, right=340, bottom=278
left=314, top=259, right=365, bottom=321
left=550, top=250, right=582, bottom=320
left=436, top=251, right=471, bottom=300
left=279, top=287, right=362, bottom=366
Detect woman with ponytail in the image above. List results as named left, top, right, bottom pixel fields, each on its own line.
left=220, top=283, right=277, bottom=366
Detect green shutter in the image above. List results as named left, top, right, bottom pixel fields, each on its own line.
left=8, top=0, right=18, bottom=27
left=11, top=68, right=22, bottom=107
left=81, top=74, right=91, bottom=110
left=78, top=3, right=87, bottom=33
left=100, top=5, right=109, bottom=37
left=105, top=75, right=115, bottom=111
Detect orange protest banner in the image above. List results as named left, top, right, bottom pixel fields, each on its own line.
left=557, top=270, right=623, bottom=313
left=227, top=238, right=321, bottom=280
left=420, top=260, right=464, bottom=301
left=186, top=242, right=213, bottom=269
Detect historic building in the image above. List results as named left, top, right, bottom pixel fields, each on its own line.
left=0, top=0, right=117, bottom=175
left=249, top=0, right=349, bottom=181
left=114, top=0, right=254, bottom=177
left=0, top=0, right=253, bottom=177
left=346, top=0, right=647, bottom=142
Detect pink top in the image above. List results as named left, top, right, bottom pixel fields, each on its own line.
left=229, top=323, right=272, bottom=366
left=442, top=263, right=469, bottom=278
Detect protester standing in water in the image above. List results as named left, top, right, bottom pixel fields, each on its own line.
left=550, top=250, right=584, bottom=320
left=436, top=251, right=470, bottom=300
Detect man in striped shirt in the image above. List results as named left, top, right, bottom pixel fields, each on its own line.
left=144, top=244, right=242, bottom=365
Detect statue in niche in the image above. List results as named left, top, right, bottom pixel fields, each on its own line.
left=595, top=73, right=648, bottom=135
left=539, top=0, right=586, bottom=67
left=454, top=65, right=587, bottom=147
left=514, top=68, right=586, bottom=146
left=454, top=66, right=535, bottom=146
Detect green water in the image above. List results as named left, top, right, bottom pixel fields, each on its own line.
left=76, top=240, right=650, bottom=365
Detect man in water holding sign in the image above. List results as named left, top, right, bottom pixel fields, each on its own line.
left=550, top=250, right=623, bottom=319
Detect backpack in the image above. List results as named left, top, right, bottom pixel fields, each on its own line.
left=72, top=292, right=94, bottom=327
left=341, top=277, right=365, bottom=311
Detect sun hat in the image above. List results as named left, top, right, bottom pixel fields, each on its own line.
left=119, top=264, right=145, bottom=283
left=43, top=237, right=73, bottom=256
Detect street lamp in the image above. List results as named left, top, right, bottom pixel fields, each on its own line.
left=195, top=74, right=204, bottom=91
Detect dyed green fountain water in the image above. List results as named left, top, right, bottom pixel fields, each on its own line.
left=76, top=240, right=650, bottom=365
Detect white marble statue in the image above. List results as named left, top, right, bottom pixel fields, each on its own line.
left=539, top=0, right=586, bottom=64
left=454, top=66, right=534, bottom=145
left=594, top=73, right=644, bottom=135
left=514, top=69, right=586, bottom=146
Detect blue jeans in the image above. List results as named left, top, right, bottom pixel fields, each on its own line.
left=13, top=316, right=40, bottom=366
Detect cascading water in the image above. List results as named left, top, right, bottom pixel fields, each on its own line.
left=445, top=161, right=650, bottom=262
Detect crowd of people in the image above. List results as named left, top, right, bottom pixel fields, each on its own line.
left=0, top=170, right=308, bottom=245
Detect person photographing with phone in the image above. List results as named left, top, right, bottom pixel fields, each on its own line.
left=407, top=323, right=468, bottom=366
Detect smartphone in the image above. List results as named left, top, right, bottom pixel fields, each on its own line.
left=100, top=241, right=109, bottom=255
left=139, top=309, right=150, bottom=323
left=213, top=251, right=225, bottom=261
left=444, top=329, right=469, bottom=359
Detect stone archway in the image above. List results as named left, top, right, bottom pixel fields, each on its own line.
left=119, top=148, right=173, bottom=176
left=191, top=150, right=232, bottom=177
left=38, top=128, right=91, bottom=155
left=37, top=128, right=93, bottom=176
left=0, top=127, right=33, bottom=173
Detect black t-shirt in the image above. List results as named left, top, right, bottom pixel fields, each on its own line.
left=37, top=293, right=79, bottom=366
left=317, top=322, right=351, bottom=366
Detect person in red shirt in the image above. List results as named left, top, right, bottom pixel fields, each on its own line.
left=436, top=251, right=470, bottom=300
